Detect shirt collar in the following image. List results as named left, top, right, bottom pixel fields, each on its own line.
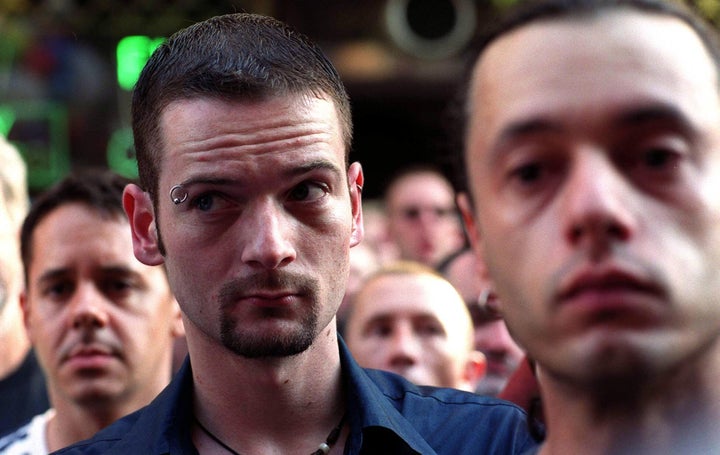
left=143, top=337, right=436, bottom=454
left=338, top=336, right=436, bottom=454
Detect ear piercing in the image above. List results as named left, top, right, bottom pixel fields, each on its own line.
left=170, top=185, right=188, bottom=205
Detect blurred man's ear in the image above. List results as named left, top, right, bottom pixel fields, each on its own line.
left=457, top=192, right=503, bottom=317
left=19, top=289, right=34, bottom=342
left=123, top=184, right=164, bottom=266
left=457, top=193, right=483, bottom=269
left=463, top=350, right=487, bottom=392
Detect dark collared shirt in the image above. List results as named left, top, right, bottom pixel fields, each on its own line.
left=53, top=339, right=539, bottom=454
left=0, top=350, right=50, bottom=438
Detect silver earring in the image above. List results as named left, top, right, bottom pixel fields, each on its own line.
left=170, top=185, right=188, bottom=205
left=478, top=288, right=492, bottom=308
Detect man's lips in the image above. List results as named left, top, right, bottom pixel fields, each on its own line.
left=237, top=291, right=300, bottom=307
left=66, top=344, right=113, bottom=359
left=62, top=342, right=120, bottom=367
left=556, top=266, right=665, bottom=308
left=63, top=344, right=118, bottom=369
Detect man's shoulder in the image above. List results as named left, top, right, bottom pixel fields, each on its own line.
left=51, top=407, right=148, bottom=455
left=365, top=367, right=530, bottom=415
left=52, top=363, right=193, bottom=455
left=0, top=409, right=51, bottom=454
left=357, top=368, right=540, bottom=454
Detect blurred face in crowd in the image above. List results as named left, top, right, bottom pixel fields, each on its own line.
left=0, top=196, right=21, bottom=318
left=443, top=249, right=524, bottom=396
left=462, top=10, right=720, bottom=384
left=338, top=242, right=380, bottom=325
left=345, top=270, right=484, bottom=391
left=22, top=203, right=182, bottom=406
left=126, top=94, right=364, bottom=359
left=385, top=171, right=465, bottom=267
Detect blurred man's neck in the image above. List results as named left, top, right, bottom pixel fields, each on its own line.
left=0, top=303, right=30, bottom=378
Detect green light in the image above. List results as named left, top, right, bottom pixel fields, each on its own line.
left=116, top=36, right=164, bottom=91
left=106, top=127, right=138, bottom=178
left=0, top=106, right=15, bottom=136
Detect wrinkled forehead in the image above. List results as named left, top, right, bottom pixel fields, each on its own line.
left=360, top=274, right=472, bottom=330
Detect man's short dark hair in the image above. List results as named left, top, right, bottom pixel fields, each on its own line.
left=132, top=13, right=353, bottom=204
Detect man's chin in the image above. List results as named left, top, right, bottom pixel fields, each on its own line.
left=222, top=332, right=315, bottom=359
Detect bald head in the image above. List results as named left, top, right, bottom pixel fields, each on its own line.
left=345, top=261, right=484, bottom=391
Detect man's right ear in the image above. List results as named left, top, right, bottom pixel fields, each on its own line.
left=123, top=183, right=165, bottom=266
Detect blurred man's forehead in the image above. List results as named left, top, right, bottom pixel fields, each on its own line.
left=466, top=9, right=717, bottom=157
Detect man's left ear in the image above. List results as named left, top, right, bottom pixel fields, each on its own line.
left=348, top=162, right=364, bottom=248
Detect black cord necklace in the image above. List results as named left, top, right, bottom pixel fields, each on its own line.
left=194, top=413, right=346, bottom=455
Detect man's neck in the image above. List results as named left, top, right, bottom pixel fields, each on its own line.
left=189, top=325, right=347, bottom=454
left=0, top=305, right=31, bottom=378
left=45, top=403, right=123, bottom=452
left=538, top=348, right=720, bottom=455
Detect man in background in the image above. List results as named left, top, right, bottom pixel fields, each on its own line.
left=0, top=171, right=183, bottom=453
left=345, top=261, right=485, bottom=392
left=384, top=165, right=466, bottom=268
left=439, top=247, right=524, bottom=396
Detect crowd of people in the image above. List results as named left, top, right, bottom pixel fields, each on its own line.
left=1, top=0, right=720, bottom=452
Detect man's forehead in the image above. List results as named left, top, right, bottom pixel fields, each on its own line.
left=467, top=8, right=718, bottom=142
left=472, top=8, right=709, bottom=80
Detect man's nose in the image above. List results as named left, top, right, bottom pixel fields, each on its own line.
left=559, top=150, right=637, bottom=253
left=70, top=283, right=110, bottom=330
left=240, top=199, right=297, bottom=269
left=387, top=322, right=421, bottom=367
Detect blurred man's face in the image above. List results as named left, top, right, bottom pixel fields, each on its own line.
left=0, top=197, right=21, bottom=316
left=23, top=204, right=181, bottom=406
left=386, top=172, right=464, bottom=267
left=464, top=11, right=720, bottom=384
left=443, top=250, right=523, bottom=395
left=345, top=272, right=480, bottom=391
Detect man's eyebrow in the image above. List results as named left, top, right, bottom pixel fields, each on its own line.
left=175, top=159, right=343, bottom=189
left=37, top=268, right=70, bottom=285
left=287, top=159, right=343, bottom=179
left=614, top=103, right=697, bottom=135
left=487, top=103, right=698, bottom=160
left=100, top=265, right=139, bottom=276
left=489, top=118, right=564, bottom=159
left=496, top=118, right=563, bottom=146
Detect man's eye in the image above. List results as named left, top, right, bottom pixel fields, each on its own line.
left=417, top=323, right=444, bottom=337
left=190, top=193, right=216, bottom=212
left=188, top=192, right=235, bottom=213
left=105, top=280, right=131, bottom=293
left=512, top=162, right=543, bottom=183
left=642, top=148, right=676, bottom=169
left=288, top=182, right=327, bottom=202
left=44, top=282, right=72, bottom=299
left=367, top=324, right=392, bottom=338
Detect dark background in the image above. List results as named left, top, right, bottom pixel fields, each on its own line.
left=1, top=0, right=715, bottom=198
